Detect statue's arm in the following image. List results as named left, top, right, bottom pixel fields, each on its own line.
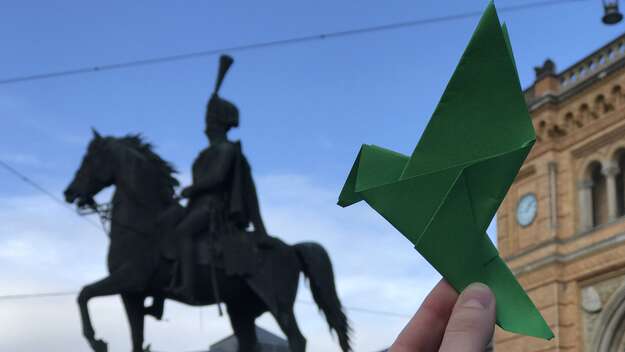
left=190, top=143, right=236, bottom=194
left=248, top=177, right=267, bottom=235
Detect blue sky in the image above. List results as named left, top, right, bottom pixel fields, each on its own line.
left=1, top=0, right=624, bottom=351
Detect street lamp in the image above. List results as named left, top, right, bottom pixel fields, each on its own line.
left=602, top=0, right=623, bottom=25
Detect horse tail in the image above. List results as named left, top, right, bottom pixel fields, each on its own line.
left=294, top=242, right=351, bottom=352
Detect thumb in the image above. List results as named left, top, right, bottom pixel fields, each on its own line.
left=439, top=283, right=496, bottom=352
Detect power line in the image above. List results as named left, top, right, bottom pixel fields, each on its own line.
left=0, top=0, right=587, bottom=322
left=0, top=291, right=78, bottom=300
left=0, top=290, right=412, bottom=318
left=297, top=299, right=411, bottom=318
left=1, top=158, right=159, bottom=237
left=0, top=163, right=411, bottom=319
left=0, top=159, right=102, bottom=231
left=0, top=0, right=588, bottom=86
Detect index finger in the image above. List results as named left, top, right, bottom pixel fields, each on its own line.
left=390, top=279, right=459, bottom=352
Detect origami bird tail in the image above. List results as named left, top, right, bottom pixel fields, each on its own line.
left=485, top=256, right=555, bottom=339
left=414, top=171, right=553, bottom=340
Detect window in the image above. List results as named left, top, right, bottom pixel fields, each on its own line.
left=590, top=162, right=608, bottom=226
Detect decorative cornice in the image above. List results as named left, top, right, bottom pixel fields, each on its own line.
left=571, top=122, right=625, bottom=158
left=526, top=32, right=625, bottom=111
left=504, top=216, right=625, bottom=262
left=512, top=231, right=625, bottom=276
left=514, top=165, right=536, bottom=184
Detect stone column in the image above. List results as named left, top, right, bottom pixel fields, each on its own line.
left=603, top=162, right=620, bottom=222
left=578, top=179, right=594, bottom=231
left=548, top=162, right=558, bottom=236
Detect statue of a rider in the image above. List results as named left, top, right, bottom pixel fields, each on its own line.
left=169, top=55, right=267, bottom=301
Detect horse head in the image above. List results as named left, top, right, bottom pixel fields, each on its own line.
left=64, top=129, right=178, bottom=209
left=64, top=128, right=116, bottom=207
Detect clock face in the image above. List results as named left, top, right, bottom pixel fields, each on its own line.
left=516, top=193, right=537, bottom=227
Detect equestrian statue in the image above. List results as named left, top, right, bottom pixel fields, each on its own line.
left=63, top=55, right=351, bottom=352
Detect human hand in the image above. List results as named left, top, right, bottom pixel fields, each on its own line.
left=390, top=280, right=495, bottom=352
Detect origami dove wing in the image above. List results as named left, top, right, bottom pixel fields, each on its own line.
left=338, top=2, right=553, bottom=340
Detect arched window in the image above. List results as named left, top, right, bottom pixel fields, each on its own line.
left=591, top=282, right=625, bottom=351
left=590, top=162, right=609, bottom=226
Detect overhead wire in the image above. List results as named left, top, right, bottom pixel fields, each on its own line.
left=0, top=159, right=169, bottom=237
left=0, top=290, right=412, bottom=318
left=0, top=0, right=589, bottom=85
left=0, top=0, right=592, bottom=231
left=0, top=156, right=411, bottom=319
left=0, top=160, right=412, bottom=319
left=0, top=159, right=102, bottom=231
left=0, top=0, right=590, bottom=323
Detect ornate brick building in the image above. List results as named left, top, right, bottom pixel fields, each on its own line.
left=496, top=33, right=625, bottom=351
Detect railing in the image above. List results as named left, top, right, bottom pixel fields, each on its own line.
left=559, top=35, right=625, bottom=92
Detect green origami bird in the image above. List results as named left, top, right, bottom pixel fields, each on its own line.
left=338, top=1, right=553, bottom=340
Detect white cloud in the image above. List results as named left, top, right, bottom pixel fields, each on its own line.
left=0, top=173, right=442, bottom=352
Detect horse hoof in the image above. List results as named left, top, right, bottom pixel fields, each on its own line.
left=92, top=339, right=108, bottom=352
left=143, top=343, right=152, bottom=352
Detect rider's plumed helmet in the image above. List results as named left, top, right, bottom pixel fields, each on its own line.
left=206, top=55, right=239, bottom=129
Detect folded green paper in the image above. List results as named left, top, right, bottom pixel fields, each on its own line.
left=337, top=1, right=553, bottom=340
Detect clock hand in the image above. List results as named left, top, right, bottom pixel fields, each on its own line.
left=525, top=200, right=534, bottom=212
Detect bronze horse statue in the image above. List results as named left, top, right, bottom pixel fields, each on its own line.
left=64, top=131, right=351, bottom=352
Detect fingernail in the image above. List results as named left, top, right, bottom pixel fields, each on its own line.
left=460, top=283, right=493, bottom=309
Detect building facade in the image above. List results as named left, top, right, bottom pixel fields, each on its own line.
left=496, top=33, right=625, bottom=351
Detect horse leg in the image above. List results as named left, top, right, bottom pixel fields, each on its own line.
left=122, top=293, right=148, bottom=352
left=77, top=269, right=141, bottom=352
left=144, top=294, right=164, bottom=320
left=227, top=305, right=259, bottom=352
left=276, top=308, right=306, bottom=352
